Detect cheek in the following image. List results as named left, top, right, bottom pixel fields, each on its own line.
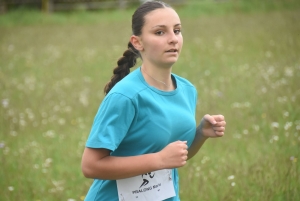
left=145, top=40, right=163, bottom=53
left=179, top=36, right=183, bottom=47
left=152, top=43, right=163, bottom=52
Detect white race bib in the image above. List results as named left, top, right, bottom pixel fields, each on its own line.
left=116, top=169, right=176, bottom=201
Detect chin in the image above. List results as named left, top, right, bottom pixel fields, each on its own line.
left=156, top=57, right=179, bottom=68
left=166, top=59, right=178, bottom=65
left=161, top=61, right=177, bottom=68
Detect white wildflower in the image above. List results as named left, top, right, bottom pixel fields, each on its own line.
left=1, top=99, right=9, bottom=108
left=284, top=122, right=293, bottom=130
left=8, top=186, right=14, bottom=191
left=271, top=122, right=279, bottom=128
left=227, top=175, right=235, bottom=180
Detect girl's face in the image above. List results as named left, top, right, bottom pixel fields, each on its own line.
left=138, top=7, right=183, bottom=68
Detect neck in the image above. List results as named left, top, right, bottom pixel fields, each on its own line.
left=141, top=65, right=173, bottom=91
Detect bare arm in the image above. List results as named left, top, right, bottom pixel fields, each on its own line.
left=187, top=123, right=208, bottom=159
left=81, top=141, right=188, bottom=180
left=188, top=114, right=226, bottom=160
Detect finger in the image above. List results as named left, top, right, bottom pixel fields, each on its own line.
left=212, top=114, right=225, bottom=122
left=179, top=141, right=187, bottom=147
left=213, top=126, right=225, bottom=132
left=211, top=122, right=226, bottom=128
left=181, top=150, right=188, bottom=157
left=213, top=121, right=226, bottom=127
left=181, top=145, right=188, bottom=152
left=203, top=114, right=217, bottom=125
left=175, top=140, right=187, bottom=145
left=215, top=131, right=224, bottom=136
left=211, top=121, right=226, bottom=129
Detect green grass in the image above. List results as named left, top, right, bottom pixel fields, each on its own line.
left=0, top=1, right=300, bottom=200
left=1, top=0, right=300, bottom=26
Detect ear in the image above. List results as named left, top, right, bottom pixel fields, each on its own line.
left=130, top=35, right=144, bottom=51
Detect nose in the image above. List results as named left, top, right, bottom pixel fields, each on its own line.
left=168, top=32, right=178, bottom=44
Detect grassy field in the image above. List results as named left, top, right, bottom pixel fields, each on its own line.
left=0, top=0, right=300, bottom=200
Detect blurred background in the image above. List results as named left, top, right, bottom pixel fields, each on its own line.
left=0, top=0, right=299, bottom=200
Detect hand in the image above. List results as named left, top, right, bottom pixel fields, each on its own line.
left=200, top=114, right=226, bottom=138
left=157, top=141, right=188, bottom=169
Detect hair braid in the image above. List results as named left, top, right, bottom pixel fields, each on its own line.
left=104, top=42, right=140, bottom=95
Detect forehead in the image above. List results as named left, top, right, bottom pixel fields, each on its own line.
left=143, top=8, right=181, bottom=27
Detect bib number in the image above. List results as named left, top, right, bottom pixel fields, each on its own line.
left=116, top=169, right=175, bottom=201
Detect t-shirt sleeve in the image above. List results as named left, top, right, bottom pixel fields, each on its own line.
left=85, top=93, right=135, bottom=151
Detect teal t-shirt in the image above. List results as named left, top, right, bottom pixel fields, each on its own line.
left=85, top=67, right=197, bottom=201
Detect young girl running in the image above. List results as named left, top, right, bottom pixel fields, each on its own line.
left=81, top=1, right=226, bottom=200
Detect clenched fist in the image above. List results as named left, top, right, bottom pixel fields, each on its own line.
left=157, top=141, right=188, bottom=169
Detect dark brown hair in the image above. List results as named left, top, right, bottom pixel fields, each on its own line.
left=104, top=1, right=171, bottom=95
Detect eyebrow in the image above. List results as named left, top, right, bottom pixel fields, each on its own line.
left=151, top=23, right=181, bottom=29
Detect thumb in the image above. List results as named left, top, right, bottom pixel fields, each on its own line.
left=203, top=114, right=216, bottom=125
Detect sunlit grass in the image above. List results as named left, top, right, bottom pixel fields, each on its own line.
left=0, top=1, right=299, bottom=200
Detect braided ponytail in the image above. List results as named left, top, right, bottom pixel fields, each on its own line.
left=104, top=42, right=140, bottom=95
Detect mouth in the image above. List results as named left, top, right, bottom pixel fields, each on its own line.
left=166, top=49, right=178, bottom=53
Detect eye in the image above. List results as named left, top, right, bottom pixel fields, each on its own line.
left=174, top=29, right=181, bottom=35
left=155, top=31, right=164, bottom=36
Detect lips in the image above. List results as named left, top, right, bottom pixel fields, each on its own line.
left=166, top=49, right=178, bottom=52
